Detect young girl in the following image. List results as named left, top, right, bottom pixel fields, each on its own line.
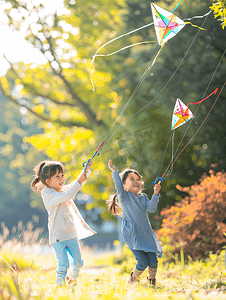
left=31, top=160, right=96, bottom=286
left=107, top=159, right=162, bottom=285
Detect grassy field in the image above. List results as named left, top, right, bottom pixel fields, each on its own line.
left=0, top=242, right=226, bottom=300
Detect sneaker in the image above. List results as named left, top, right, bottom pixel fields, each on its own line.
left=128, top=272, right=139, bottom=284
left=66, top=276, right=76, bottom=285
left=147, top=277, right=156, bottom=286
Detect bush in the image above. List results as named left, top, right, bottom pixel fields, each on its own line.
left=157, top=170, right=226, bottom=260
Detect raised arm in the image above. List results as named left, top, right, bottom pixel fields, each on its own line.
left=42, top=180, right=83, bottom=208
left=108, top=160, right=125, bottom=196
left=43, top=160, right=92, bottom=208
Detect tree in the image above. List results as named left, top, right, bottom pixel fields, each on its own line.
left=0, top=0, right=129, bottom=221
left=210, top=0, right=226, bottom=29
left=0, top=0, right=225, bottom=228
left=103, top=0, right=226, bottom=228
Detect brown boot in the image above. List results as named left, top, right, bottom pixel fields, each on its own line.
left=147, top=267, right=157, bottom=286
left=128, top=272, right=138, bottom=284
left=128, top=268, right=143, bottom=284
left=147, top=277, right=156, bottom=286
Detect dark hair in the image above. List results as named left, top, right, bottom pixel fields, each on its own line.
left=31, top=160, right=65, bottom=192
left=107, top=168, right=142, bottom=216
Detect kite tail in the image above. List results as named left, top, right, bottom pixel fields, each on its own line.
left=90, top=21, right=154, bottom=91
left=171, top=0, right=182, bottom=13
left=185, top=21, right=206, bottom=30
left=94, top=41, right=156, bottom=58
left=165, top=82, right=225, bottom=177
left=187, top=88, right=218, bottom=106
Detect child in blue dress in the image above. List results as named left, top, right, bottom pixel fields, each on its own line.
left=107, top=160, right=162, bottom=285
left=31, top=159, right=95, bottom=286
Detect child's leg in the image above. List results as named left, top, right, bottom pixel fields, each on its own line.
left=146, top=252, right=158, bottom=285
left=128, top=248, right=149, bottom=282
left=51, top=241, right=70, bottom=286
left=65, top=238, right=83, bottom=280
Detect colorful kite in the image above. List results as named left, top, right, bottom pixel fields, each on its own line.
left=171, top=98, right=194, bottom=130
left=90, top=1, right=209, bottom=91
left=151, top=88, right=218, bottom=185
left=151, top=2, right=185, bottom=46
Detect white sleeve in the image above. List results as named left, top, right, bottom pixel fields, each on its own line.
left=42, top=180, right=82, bottom=208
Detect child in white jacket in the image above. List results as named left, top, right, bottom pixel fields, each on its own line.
left=31, top=160, right=95, bottom=286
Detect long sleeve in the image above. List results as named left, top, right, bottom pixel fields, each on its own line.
left=145, top=193, right=161, bottom=213
left=112, top=171, right=125, bottom=198
left=42, top=180, right=82, bottom=209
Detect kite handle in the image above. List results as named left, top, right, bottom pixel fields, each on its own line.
left=151, top=174, right=166, bottom=185
left=82, top=141, right=104, bottom=172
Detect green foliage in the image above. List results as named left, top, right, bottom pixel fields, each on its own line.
left=106, top=0, right=226, bottom=222
left=210, top=1, right=226, bottom=29
left=0, top=0, right=225, bottom=228
left=157, top=169, right=226, bottom=260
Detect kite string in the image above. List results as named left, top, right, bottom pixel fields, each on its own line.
left=90, top=0, right=182, bottom=90
left=163, top=48, right=226, bottom=176
left=90, top=7, right=212, bottom=91
left=165, top=80, right=226, bottom=176
left=156, top=130, right=175, bottom=179
left=101, top=9, right=182, bottom=149
left=100, top=10, right=211, bottom=154
left=101, top=43, right=164, bottom=145
left=166, top=130, right=175, bottom=176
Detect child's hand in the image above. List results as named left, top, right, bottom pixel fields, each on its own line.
left=78, top=173, right=88, bottom=185
left=108, top=159, right=117, bottom=172
left=85, top=159, right=92, bottom=172
left=154, top=184, right=161, bottom=196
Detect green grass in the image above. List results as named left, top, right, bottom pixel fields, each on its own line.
left=0, top=244, right=226, bottom=299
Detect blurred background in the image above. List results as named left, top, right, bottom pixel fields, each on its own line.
left=0, top=0, right=225, bottom=251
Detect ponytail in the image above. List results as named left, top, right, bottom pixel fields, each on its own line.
left=107, top=195, right=123, bottom=217
left=31, top=161, right=46, bottom=190
left=31, top=160, right=64, bottom=193
left=31, top=176, right=41, bottom=190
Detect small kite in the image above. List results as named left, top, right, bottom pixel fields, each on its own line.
left=151, top=88, right=218, bottom=184
left=171, top=98, right=194, bottom=130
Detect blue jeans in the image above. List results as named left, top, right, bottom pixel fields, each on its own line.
left=129, top=248, right=158, bottom=271
left=51, top=238, right=83, bottom=285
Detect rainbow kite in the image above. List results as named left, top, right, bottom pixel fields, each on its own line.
left=151, top=2, right=186, bottom=45
left=171, top=98, right=194, bottom=130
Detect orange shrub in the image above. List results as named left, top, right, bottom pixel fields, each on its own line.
left=157, top=170, right=226, bottom=260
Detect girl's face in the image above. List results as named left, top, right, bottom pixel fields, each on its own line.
left=123, top=172, right=142, bottom=196
left=46, top=170, right=65, bottom=192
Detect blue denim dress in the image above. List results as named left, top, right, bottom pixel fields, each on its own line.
left=112, top=171, right=163, bottom=258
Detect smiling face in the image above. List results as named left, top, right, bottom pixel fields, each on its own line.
left=123, top=172, right=143, bottom=196
left=46, top=170, right=66, bottom=192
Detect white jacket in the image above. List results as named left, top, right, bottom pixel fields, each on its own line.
left=41, top=175, right=96, bottom=244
